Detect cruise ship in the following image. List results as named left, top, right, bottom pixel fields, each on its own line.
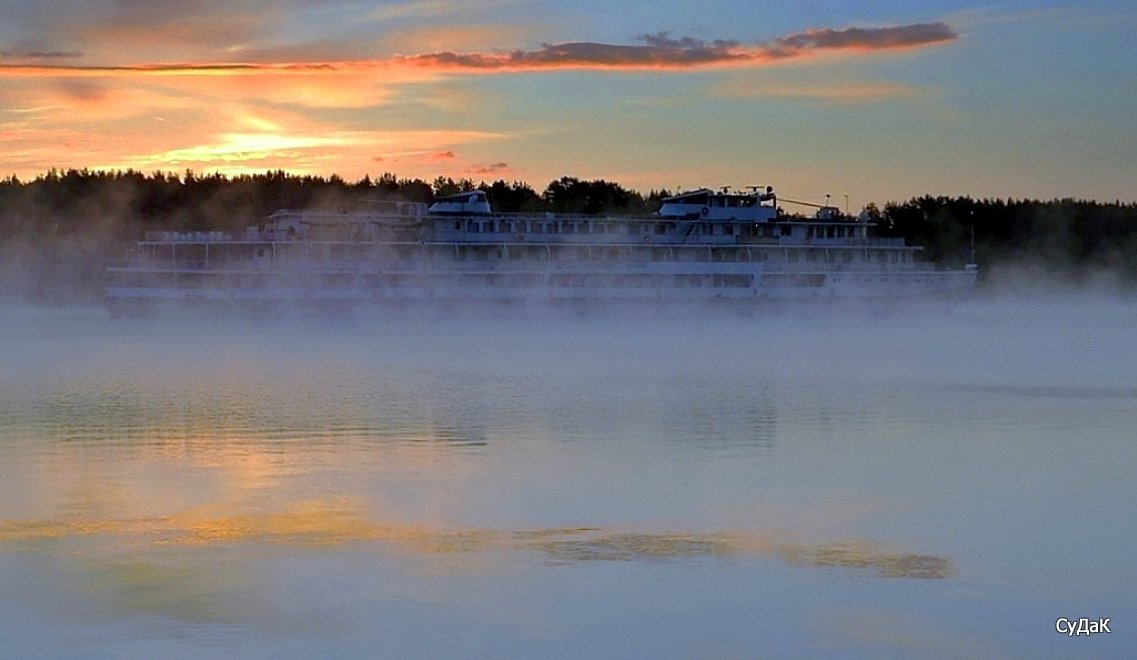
left=104, top=186, right=977, bottom=315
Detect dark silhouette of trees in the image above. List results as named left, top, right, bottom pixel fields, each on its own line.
left=476, top=180, right=540, bottom=213
left=879, top=196, right=1137, bottom=286
left=431, top=176, right=477, bottom=197
left=542, top=176, right=647, bottom=214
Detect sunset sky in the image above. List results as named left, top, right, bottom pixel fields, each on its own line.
left=2, top=0, right=1134, bottom=207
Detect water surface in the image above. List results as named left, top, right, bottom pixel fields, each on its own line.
left=1, top=300, right=1134, bottom=658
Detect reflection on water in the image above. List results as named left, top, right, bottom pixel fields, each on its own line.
left=1, top=301, right=1135, bottom=658
left=0, top=504, right=953, bottom=576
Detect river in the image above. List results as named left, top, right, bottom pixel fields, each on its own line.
left=1, top=299, right=1133, bottom=658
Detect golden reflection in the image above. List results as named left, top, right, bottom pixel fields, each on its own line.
left=531, top=531, right=734, bottom=562
left=777, top=541, right=953, bottom=579
left=0, top=502, right=953, bottom=579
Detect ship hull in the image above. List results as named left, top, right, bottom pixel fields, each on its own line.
left=104, top=264, right=977, bottom=317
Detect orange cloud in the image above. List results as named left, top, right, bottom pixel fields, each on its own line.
left=0, top=22, right=958, bottom=80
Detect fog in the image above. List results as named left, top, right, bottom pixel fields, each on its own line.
left=2, top=296, right=1135, bottom=658
left=4, top=292, right=1134, bottom=384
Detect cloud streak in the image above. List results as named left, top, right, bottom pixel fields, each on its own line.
left=774, top=23, right=957, bottom=52
left=712, top=79, right=927, bottom=105
left=465, top=161, right=511, bottom=175
left=0, top=22, right=958, bottom=79
left=0, top=50, right=83, bottom=59
left=400, top=22, right=958, bottom=72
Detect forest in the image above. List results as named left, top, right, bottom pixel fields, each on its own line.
left=1, top=169, right=1134, bottom=302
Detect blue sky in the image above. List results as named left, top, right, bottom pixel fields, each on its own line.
left=1, top=0, right=1134, bottom=207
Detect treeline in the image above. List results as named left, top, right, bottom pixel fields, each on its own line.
left=876, top=196, right=1137, bottom=289
left=0, top=169, right=1135, bottom=301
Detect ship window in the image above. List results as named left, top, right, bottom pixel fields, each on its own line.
left=724, top=224, right=734, bottom=236
left=655, top=224, right=666, bottom=235
left=484, top=221, right=495, bottom=233
left=454, top=221, right=461, bottom=230
left=532, top=223, right=543, bottom=234
left=501, top=221, right=512, bottom=233
left=516, top=221, right=526, bottom=233
left=780, top=225, right=791, bottom=236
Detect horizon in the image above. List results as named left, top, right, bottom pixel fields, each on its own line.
left=9, top=168, right=1137, bottom=209
left=2, top=1, right=1135, bottom=209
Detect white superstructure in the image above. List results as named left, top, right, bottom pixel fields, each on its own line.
left=104, top=186, right=978, bottom=315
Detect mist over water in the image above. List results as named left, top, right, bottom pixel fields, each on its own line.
left=1, top=298, right=1135, bottom=658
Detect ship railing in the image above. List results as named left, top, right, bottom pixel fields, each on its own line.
left=820, top=237, right=908, bottom=247
left=142, top=230, right=240, bottom=242
left=774, top=236, right=909, bottom=247
left=107, top=256, right=963, bottom=275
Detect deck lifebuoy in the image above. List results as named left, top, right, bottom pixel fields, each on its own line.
left=701, top=206, right=709, bottom=216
